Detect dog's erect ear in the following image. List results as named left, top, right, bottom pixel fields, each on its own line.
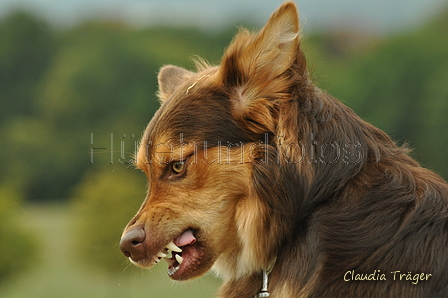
left=220, top=2, right=304, bottom=132
left=158, top=65, right=194, bottom=101
left=221, top=2, right=300, bottom=88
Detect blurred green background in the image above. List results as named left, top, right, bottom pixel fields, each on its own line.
left=0, top=1, right=447, bottom=297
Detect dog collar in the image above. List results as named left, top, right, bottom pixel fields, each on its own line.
left=255, top=269, right=270, bottom=298
left=255, top=257, right=276, bottom=298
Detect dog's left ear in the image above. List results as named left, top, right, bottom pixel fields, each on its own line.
left=220, top=2, right=305, bottom=132
left=158, top=65, right=194, bottom=101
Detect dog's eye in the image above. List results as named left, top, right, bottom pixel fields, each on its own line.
left=172, top=161, right=185, bottom=174
left=166, top=158, right=189, bottom=180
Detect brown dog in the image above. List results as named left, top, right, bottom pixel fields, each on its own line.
left=119, top=2, right=448, bottom=297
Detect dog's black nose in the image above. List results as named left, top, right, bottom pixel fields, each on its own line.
left=120, top=227, right=146, bottom=259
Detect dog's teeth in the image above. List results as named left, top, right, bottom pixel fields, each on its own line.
left=163, top=257, right=176, bottom=266
left=165, top=241, right=182, bottom=253
left=156, top=251, right=167, bottom=258
left=168, top=267, right=175, bottom=275
left=168, top=265, right=181, bottom=276
left=175, top=254, right=183, bottom=264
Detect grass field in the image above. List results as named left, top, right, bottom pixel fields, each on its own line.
left=0, top=204, right=220, bottom=298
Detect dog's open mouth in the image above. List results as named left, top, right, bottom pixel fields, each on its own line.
left=151, top=229, right=201, bottom=280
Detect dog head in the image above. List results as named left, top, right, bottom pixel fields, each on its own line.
left=119, top=2, right=309, bottom=281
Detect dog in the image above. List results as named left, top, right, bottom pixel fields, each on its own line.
left=119, top=2, right=448, bottom=297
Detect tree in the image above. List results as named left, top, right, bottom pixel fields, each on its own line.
left=0, top=11, right=55, bottom=122
left=70, top=166, right=146, bottom=273
left=0, top=183, right=38, bottom=283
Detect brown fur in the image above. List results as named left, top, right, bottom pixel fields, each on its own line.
left=120, top=2, right=448, bottom=297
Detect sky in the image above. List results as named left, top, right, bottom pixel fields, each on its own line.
left=0, top=0, right=446, bottom=33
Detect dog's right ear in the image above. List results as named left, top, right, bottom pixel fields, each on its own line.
left=158, top=65, right=194, bottom=101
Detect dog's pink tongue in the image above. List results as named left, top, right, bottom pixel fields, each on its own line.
left=174, top=230, right=196, bottom=247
